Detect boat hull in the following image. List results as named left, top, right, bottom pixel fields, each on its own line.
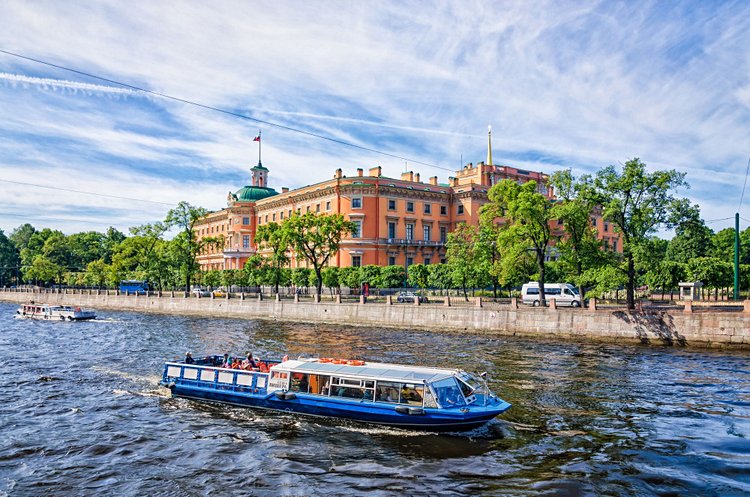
left=166, top=383, right=509, bottom=432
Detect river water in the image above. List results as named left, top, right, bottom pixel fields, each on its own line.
left=0, top=301, right=748, bottom=497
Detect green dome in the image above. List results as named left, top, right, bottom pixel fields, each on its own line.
left=234, top=185, right=278, bottom=202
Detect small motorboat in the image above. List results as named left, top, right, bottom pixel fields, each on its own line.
left=16, top=303, right=96, bottom=321
left=160, top=355, right=511, bottom=432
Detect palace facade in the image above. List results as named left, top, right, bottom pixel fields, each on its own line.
left=195, top=134, right=621, bottom=271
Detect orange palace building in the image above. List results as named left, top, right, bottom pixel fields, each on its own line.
left=195, top=137, right=621, bottom=271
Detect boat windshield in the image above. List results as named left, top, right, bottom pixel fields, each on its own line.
left=431, top=377, right=466, bottom=407
left=457, top=373, right=484, bottom=396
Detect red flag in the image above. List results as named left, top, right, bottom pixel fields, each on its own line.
left=253, top=135, right=260, bottom=142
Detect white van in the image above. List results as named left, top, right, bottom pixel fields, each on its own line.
left=521, top=282, right=582, bottom=307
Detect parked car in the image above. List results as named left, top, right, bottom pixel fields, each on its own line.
left=521, top=282, right=582, bottom=307
left=396, top=291, right=428, bottom=303
left=191, top=287, right=210, bottom=297
left=212, top=290, right=226, bottom=298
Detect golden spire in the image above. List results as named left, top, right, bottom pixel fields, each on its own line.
left=487, top=125, right=493, bottom=166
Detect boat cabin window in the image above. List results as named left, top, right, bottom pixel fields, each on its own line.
left=331, top=377, right=375, bottom=401
left=431, top=377, right=466, bottom=407
left=271, top=371, right=288, bottom=380
left=290, top=373, right=333, bottom=395
left=375, top=382, right=424, bottom=406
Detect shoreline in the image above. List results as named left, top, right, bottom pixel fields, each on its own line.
left=2, top=289, right=749, bottom=350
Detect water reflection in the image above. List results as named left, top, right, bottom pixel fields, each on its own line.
left=0, top=302, right=748, bottom=496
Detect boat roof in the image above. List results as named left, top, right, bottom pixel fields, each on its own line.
left=271, top=358, right=461, bottom=384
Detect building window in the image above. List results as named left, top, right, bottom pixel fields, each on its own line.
left=388, top=256, right=396, bottom=266
left=272, top=213, right=276, bottom=222
left=388, top=199, right=396, bottom=210
left=352, top=221, right=362, bottom=238
left=406, top=201, right=414, bottom=213
left=604, top=222, right=609, bottom=232
left=424, top=203, right=431, bottom=215
left=612, top=240, right=617, bottom=251
left=440, top=226, right=447, bottom=243
left=424, top=257, right=431, bottom=265
left=316, top=204, right=320, bottom=212
left=406, top=223, right=414, bottom=241
left=440, top=205, right=447, bottom=215
left=457, top=204, right=464, bottom=215
left=352, top=255, right=361, bottom=267
left=423, top=225, right=431, bottom=241
left=265, top=215, right=269, bottom=223
left=289, top=210, right=293, bottom=218
left=591, top=217, right=597, bottom=227
left=280, top=211, right=284, bottom=220
left=388, top=222, right=396, bottom=239
left=242, top=235, right=250, bottom=249
left=326, top=201, right=331, bottom=211
left=352, top=197, right=362, bottom=209
left=243, top=217, right=250, bottom=225
left=306, top=206, right=310, bottom=213
left=406, top=257, right=413, bottom=266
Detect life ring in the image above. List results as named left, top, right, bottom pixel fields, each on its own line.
left=318, top=357, right=333, bottom=363
left=332, top=359, right=347, bottom=364
left=347, top=360, right=365, bottom=366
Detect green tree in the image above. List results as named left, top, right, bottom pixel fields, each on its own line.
left=83, top=259, right=110, bottom=288
left=204, top=269, right=222, bottom=289
left=283, top=213, right=356, bottom=295
left=9, top=223, right=36, bottom=253
left=290, top=267, right=312, bottom=290
left=0, top=229, right=20, bottom=286
left=487, top=179, right=553, bottom=304
left=338, top=266, right=361, bottom=290
left=322, top=266, right=340, bottom=295
left=445, top=223, right=481, bottom=300
left=380, top=265, right=406, bottom=289
left=643, top=260, right=686, bottom=299
left=255, top=222, right=290, bottom=294
left=67, top=231, right=106, bottom=269
left=687, top=257, right=733, bottom=300
left=549, top=170, right=606, bottom=298
left=360, top=265, right=381, bottom=289
left=592, top=158, right=688, bottom=309
left=165, top=201, right=208, bottom=295
left=426, top=263, right=451, bottom=292
left=407, top=263, right=430, bottom=290
left=666, top=202, right=714, bottom=263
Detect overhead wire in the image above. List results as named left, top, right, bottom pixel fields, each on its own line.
left=0, top=49, right=455, bottom=173
left=739, top=156, right=750, bottom=213
left=0, top=179, right=174, bottom=206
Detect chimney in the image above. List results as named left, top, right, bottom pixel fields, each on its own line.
left=334, top=168, right=343, bottom=179
left=282, top=187, right=289, bottom=193
left=401, top=171, right=414, bottom=182
left=369, top=166, right=382, bottom=177
left=414, top=173, right=420, bottom=183
left=449, top=177, right=459, bottom=187
left=357, top=168, right=364, bottom=177
left=429, top=176, right=438, bottom=185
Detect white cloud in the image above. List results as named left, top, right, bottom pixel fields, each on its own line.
left=0, top=0, right=750, bottom=234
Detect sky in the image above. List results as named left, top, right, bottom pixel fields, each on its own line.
left=0, top=1, right=749, bottom=237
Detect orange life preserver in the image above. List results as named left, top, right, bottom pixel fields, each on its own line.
left=332, top=359, right=347, bottom=365
left=347, top=360, right=365, bottom=366
left=319, top=357, right=333, bottom=363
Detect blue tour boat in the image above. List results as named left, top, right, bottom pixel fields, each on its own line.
left=159, top=355, right=511, bottom=431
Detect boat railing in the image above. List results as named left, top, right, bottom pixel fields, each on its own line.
left=164, top=362, right=270, bottom=395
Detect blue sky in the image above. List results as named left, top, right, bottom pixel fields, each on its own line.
left=1, top=1, right=749, bottom=236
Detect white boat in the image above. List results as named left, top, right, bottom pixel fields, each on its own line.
left=16, top=303, right=96, bottom=321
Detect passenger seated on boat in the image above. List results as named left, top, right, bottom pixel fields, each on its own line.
left=401, top=386, right=422, bottom=403
left=242, top=353, right=258, bottom=370
left=184, top=352, right=195, bottom=364
left=222, top=354, right=231, bottom=368
left=231, top=358, right=243, bottom=369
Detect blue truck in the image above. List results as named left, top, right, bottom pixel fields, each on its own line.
left=119, top=280, right=150, bottom=295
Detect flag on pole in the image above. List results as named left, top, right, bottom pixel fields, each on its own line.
left=253, top=135, right=260, bottom=142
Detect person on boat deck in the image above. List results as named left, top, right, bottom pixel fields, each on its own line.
left=231, top=357, right=243, bottom=369
left=242, top=353, right=258, bottom=370
left=184, top=352, right=195, bottom=364
left=222, top=353, right=231, bottom=368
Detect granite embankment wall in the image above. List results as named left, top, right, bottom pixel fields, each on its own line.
left=2, top=290, right=749, bottom=350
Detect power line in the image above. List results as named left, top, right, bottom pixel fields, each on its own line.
left=0, top=49, right=455, bottom=173
left=740, top=156, right=750, bottom=212
left=704, top=217, right=734, bottom=224
left=0, top=211, right=136, bottom=227
left=0, top=179, right=174, bottom=206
